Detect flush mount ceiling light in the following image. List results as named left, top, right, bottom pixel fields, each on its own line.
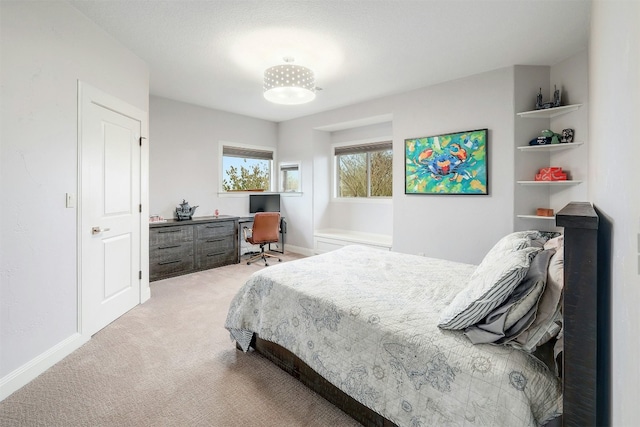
left=263, top=57, right=316, bottom=105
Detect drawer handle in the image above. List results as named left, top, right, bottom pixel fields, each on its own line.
left=159, top=244, right=181, bottom=249
left=206, top=238, right=224, bottom=243
left=206, top=225, right=225, bottom=228
left=206, top=251, right=226, bottom=257
left=158, top=260, right=181, bottom=265
left=159, top=229, right=180, bottom=234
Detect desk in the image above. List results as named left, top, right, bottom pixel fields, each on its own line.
left=238, top=216, right=286, bottom=257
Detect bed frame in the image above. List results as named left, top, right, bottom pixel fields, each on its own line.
left=242, top=202, right=606, bottom=427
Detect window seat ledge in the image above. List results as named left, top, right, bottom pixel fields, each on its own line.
left=313, top=229, right=392, bottom=254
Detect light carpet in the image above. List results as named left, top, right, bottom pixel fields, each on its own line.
left=0, top=252, right=360, bottom=426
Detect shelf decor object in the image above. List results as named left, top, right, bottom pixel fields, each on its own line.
left=405, top=128, right=488, bottom=195
left=535, top=167, right=567, bottom=181
left=535, top=85, right=562, bottom=110
left=536, top=208, right=554, bottom=217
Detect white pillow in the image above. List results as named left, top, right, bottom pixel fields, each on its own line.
left=481, top=231, right=543, bottom=264
left=438, top=246, right=541, bottom=330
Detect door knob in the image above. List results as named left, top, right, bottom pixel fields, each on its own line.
left=91, top=226, right=111, bottom=235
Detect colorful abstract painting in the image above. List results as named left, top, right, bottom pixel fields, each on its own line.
left=405, top=129, right=488, bottom=195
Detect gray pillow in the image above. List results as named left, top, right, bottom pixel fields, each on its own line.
left=504, top=248, right=555, bottom=329
left=512, top=235, right=564, bottom=352
left=463, top=249, right=555, bottom=344
left=438, top=246, right=541, bottom=330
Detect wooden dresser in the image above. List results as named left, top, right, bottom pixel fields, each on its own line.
left=149, top=216, right=239, bottom=281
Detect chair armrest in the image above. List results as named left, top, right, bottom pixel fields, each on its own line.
left=242, top=226, right=252, bottom=241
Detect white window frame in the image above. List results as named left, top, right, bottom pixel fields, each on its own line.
left=331, top=137, right=393, bottom=202
left=218, top=141, right=276, bottom=196
left=279, top=161, right=302, bottom=193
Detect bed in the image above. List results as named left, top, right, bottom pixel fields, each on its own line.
left=225, top=202, right=603, bottom=427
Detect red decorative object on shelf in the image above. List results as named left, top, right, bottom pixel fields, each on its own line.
left=535, top=167, right=567, bottom=181
left=536, top=208, right=555, bottom=217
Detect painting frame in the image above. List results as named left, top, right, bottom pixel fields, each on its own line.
left=404, top=128, right=489, bottom=195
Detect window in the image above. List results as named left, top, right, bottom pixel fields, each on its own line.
left=220, top=143, right=274, bottom=192
left=279, top=163, right=301, bottom=192
left=335, top=141, right=393, bottom=198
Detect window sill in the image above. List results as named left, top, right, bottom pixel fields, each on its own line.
left=217, top=191, right=302, bottom=198
left=332, top=197, right=392, bottom=204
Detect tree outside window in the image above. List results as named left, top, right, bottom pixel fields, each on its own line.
left=221, top=145, right=273, bottom=191
left=336, top=141, right=392, bottom=198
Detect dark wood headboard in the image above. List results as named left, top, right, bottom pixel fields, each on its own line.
left=556, top=202, right=605, bottom=427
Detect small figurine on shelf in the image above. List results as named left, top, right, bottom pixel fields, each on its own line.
left=552, top=85, right=561, bottom=107
left=214, top=209, right=219, bottom=218
left=541, top=129, right=561, bottom=144
left=535, top=88, right=544, bottom=110
left=535, top=85, right=562, bottom=110
left=561, top=128, right=574, bottom=143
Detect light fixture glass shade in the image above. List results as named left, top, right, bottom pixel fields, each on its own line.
left=263, top=63, right=316, bottom=105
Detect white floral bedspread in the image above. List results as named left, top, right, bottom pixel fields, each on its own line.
left=224, top=245, right=561, bottom=427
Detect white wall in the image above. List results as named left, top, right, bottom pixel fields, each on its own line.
left=589, top=1, right=640, bottom=425
left=393, top=68, right=515, bottom=263
left=0, top=0, right=149, bottom=394
left=278, top=67, right=516, bottom=264
left=149, top=96, right=277, bottom=219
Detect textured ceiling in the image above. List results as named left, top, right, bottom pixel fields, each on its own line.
left=69, top=0, right=591, bottom=122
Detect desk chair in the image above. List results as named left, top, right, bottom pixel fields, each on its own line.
left=243, top=212, right=282, bottom=266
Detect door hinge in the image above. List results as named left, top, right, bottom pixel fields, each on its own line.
left=139, top=204, right=142, bottom=213
left=139, top=270, right=142, bottom=280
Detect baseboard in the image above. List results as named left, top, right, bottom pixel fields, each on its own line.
left=284, top=244, right=314, bottom=257
left=0, top=332, right=89, bottom=401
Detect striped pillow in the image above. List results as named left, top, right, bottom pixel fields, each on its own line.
left=438, top=246, right=541, bottom=330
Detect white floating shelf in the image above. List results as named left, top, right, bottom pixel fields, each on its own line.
left=517, top=180, right=582, bottom=185
left=517, top=104, right=582, bottom=119
left=517, top=215, right=556, bottom=220
left=517, top=142, right=584, bottom=152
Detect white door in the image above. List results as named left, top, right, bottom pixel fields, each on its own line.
left=80, top=83, right=143, bottom=336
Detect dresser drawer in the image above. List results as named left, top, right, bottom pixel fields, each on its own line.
left=150, top=226, right=193, bottom=246
left=149, top=240, right=194, bottom=281
left=196, top=235, right=237, bottom=269
left=150, top=241, right=193, bottom=261
left=196, top=221, right=235, bottom=239
left=149, top=257, right=195, bottom=281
